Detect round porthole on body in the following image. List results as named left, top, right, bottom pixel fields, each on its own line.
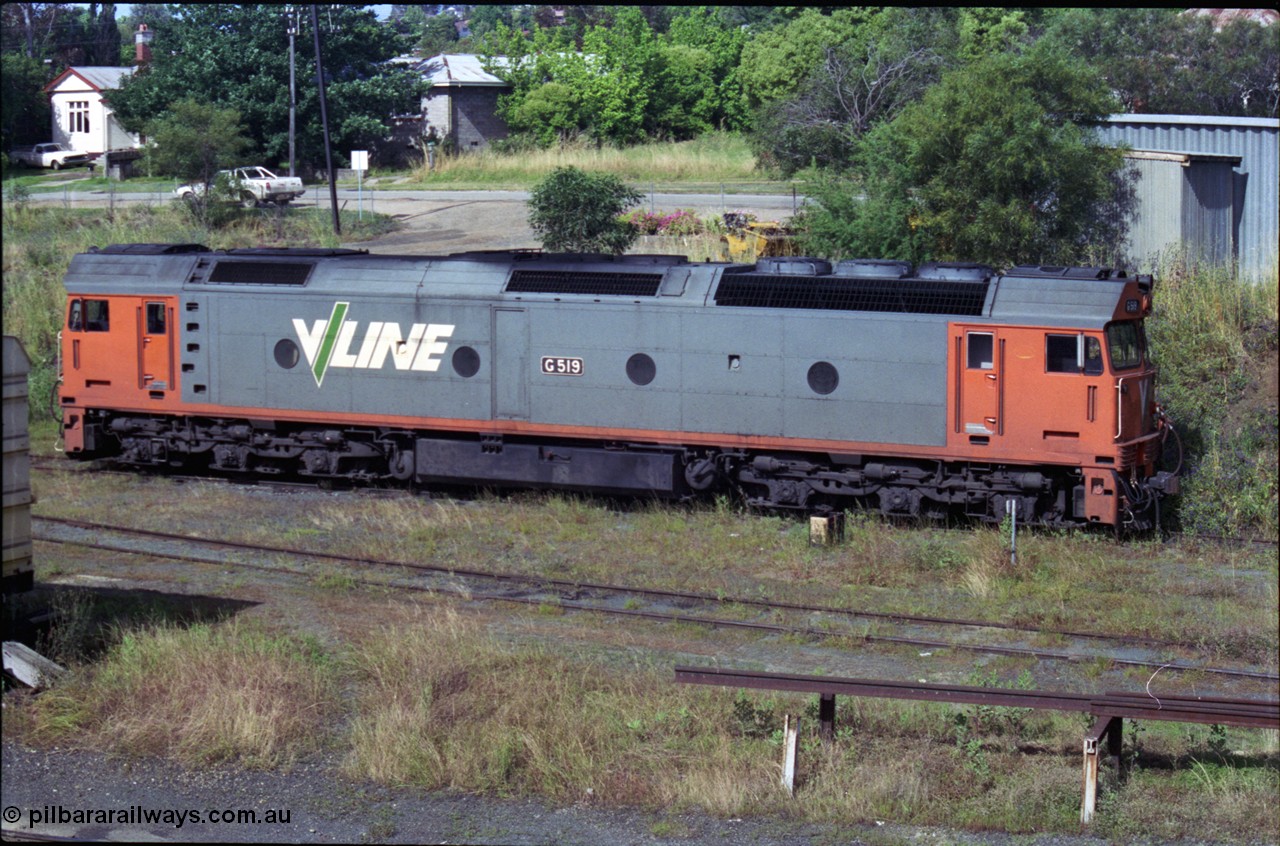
left=274, top=338, right=300, bottom=369
left=807, top=361, right=839, bottom=395
left=626, top=353, right=656, bottom=386
left=452, top=345, right=480, bottom=378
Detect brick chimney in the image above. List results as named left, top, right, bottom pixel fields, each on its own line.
left=135, top=24, right=153, bottom=66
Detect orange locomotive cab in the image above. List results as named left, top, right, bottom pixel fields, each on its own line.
left=60, top=293, right=182, bottom=455
left=947, top=269, right=1177, bottom=531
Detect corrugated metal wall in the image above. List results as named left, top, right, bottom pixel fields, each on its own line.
left=1098, top=115, right=1279, bottom=279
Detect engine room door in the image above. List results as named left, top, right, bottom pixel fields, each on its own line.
left=492, top=307, right=529, bottom=420
left=959, top=329, right=1002, bottom=442
left=139, top=300, right=173, bottom=393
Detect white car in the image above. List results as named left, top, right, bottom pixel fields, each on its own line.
left=174, top=166, right=305, bottom=207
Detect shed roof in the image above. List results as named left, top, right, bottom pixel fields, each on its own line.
left=416, top=54, right=508, bottom=87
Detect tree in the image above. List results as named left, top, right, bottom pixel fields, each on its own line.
left=735, top=8, right=881, bottom=111
left=527, top=167, right=642, bottom=253
left=105, top=4, right=422, bottom=172
left=417, top=10, right=459, bottom=57
left=667, top=7, right=749, bottom=131
left=799, top=45, right=1127, bottom=267
left=1, top=53, right=51, bottom=149
left=145, top=98, right=252, bottom=223
left=1039, top=9, right=1278, bottom=117
left=749, top=8, right=951, bottom=175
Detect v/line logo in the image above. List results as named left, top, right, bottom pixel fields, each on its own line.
left=293, top=302, right=456, bottom=387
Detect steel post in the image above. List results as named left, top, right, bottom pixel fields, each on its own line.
left=819, top=693, right=836, bottom=743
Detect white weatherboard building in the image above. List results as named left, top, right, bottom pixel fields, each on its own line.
left=43, top=66, right=141, bottom=155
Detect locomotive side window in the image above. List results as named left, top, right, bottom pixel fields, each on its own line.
left=966, top=333, right=993, bottom=369
left=1046, top=334, right=1079, bottom=373
left=71, top=299, right=110, bottom=331
left=1106, top=322, right=1142, bottom=370
left=146, top=302, right=166, bottom=334
left=1084, top=337, right=1103, bottom=375
left=1045, top=334, right=1105, bottom=375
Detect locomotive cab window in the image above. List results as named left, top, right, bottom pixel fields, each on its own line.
left=1105, top=322, right=1143, bottom=371
left=68, top=298, right=109, bottom=332
left=146, top=302, right=167, bottom=334
left=1046, top=334, right=1104, bottom=375
left=966, top=332, right=993, bottom=369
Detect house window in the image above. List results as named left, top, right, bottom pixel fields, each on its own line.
left=68, top=101, right=90, bottom=134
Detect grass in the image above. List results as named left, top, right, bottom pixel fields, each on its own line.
left=8, top=604, right=1276, bottom=839
left=1144, top=253, right=1279, bottom=538
left=391, top=132, right=784, bottom=192
left=19, top=620, right=341, bottom=769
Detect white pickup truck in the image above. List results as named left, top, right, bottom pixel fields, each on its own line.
left=174, top=166, right=306, bottom=207
left=10, top=143, right=98, bottom=170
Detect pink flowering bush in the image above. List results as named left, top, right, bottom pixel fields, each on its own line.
left=620, top=209, right=706, bottom=236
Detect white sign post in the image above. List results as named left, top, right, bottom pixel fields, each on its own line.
left=351, top=150, right=369, bottom=220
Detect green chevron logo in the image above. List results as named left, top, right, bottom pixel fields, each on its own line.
left=295, top=301, right=349, bottom=387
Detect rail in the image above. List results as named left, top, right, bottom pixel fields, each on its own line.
left=674, top=665, right=1279, bottom=822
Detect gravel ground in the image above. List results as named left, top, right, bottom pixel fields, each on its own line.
left=2, top=741, right=1166, bottom=846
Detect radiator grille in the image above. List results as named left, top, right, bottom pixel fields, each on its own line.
left=713, top=274, right=989, bottom=316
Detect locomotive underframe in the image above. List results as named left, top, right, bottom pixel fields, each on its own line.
left=81, top=408, right=1132, bottom=528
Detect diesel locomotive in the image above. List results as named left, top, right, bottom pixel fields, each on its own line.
left=57, top=244, right=1179, bottom=530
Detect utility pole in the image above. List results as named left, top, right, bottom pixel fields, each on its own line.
left=287, top=6, right=298, bottom=177
left=311, top=4, right=339, bottom=235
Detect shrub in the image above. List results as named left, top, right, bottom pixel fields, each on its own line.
left=527, top=166, right=642, bottom=253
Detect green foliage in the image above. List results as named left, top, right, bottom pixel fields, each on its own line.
left=1040, top=9, right=1279, bottom=118
left=1145, top=259, right=1278, bottom=537
left=797, top=44, right=1124, bottom=267
left=105, top=5, right=422, bottom=171
left=736, top=8, right=880, bottom=110
left=0, top=53, right=51, bottom=149
left=415, top=10, right=461, bottom=56
left=526, top=167, right=642, bottom=253
left=482, top=6, right=746, bottom=148
left=144, top=99, right=252, bottom=184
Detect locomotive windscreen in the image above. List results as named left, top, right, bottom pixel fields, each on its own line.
left=506, top=270, right=664, bottom=297
left=712, top=274, right=989, bottom=316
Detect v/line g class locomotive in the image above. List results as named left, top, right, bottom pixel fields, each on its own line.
left=57, top=244, right=1179, bottom=530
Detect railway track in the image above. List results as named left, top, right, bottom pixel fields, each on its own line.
left=32, top=455, right=1279, bottom=549
left=32, top=515, right=1279, bottom=685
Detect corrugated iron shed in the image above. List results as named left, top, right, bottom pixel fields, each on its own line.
left=1098, top=114, right=1279, bottom=279
left=417, top=54, right=508, bottom=87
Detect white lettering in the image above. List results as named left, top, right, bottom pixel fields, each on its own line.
left=353, top=321, right=385, bottom=369
left=293, top=318, right=328, bottom=368
left=292, top=307, right=457, bottom=381
left=411, top=323, right=454, bottom=371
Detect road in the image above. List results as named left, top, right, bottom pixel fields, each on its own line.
left=26, top=186, right=806, bottom=254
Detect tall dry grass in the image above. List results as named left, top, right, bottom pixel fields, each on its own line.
left=405, top=132, right=769, bottom=190
left=26, top=620, right=340, bottom=768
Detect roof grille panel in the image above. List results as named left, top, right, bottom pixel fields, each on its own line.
left=506, top=269, right=663, bottom=297
left=713, top=275, right=989, bottom=316
left=207, top=261, right=314, bottom=286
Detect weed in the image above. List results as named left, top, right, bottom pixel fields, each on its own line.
left=732, top=690, right=780, bottom=739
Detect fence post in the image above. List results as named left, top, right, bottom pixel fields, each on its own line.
left=781, top=714, right=800, bottom=796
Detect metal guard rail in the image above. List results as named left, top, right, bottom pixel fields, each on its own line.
left=674, top=665, right=1279, bottom=822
